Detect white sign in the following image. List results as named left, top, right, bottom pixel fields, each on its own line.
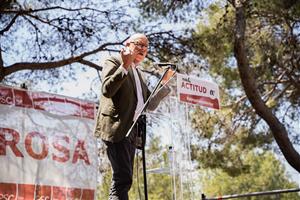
left=177, top=74, right=220, bottom=109
left=0, top=85, right=97, bottom=200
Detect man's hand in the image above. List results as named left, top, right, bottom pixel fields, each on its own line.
left=161, top=69, right=175, bottom=84
left=120, top=47, right=136, bottom=69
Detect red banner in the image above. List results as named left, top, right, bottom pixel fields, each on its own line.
left=0, top=85, right=97, bottom=200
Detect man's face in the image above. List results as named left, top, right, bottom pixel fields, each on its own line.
left=127, top=36, right=149, bottom=64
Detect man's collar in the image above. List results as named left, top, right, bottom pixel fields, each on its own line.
left=132, top=63, right=142, bottom=70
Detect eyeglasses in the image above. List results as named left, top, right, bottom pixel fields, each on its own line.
left=130, top=41, right=148, bottom=49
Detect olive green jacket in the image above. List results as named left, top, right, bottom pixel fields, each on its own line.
left=94, top=55, right=170, bottom=142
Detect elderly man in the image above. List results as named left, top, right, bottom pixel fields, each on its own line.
left=94, top=33, right=171, bottom=200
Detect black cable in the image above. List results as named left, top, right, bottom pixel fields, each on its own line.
left=136, top=150, right=142, bottom=200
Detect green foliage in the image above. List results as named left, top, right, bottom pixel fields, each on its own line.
left=190, top=103, right=273, bottom=176
left=129, top=137, right=175, bottom=200
left=96, top=1, right=300, bottom=197
left=144, top=174, right=173, bottom=200
left=97, top=170, right=111, bottom=200
left=137, top=0, right=203, bottom=22
left=189, top=0, right=300, bottom=174
left=193, top=0, right=300, bottom=108
left=201, top=151, right=300, bottom=200
left=194, top=3, right=234, bottom=69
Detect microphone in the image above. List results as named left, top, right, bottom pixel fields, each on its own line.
left=154, top=63, right=177, bottom=71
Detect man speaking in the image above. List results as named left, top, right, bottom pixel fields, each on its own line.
left=94, top=33, right=172, bottom=200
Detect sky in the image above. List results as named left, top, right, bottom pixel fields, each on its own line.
left=2, top=0, right=300, bottom=193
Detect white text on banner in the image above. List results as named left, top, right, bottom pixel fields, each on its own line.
left=177, top=74, right=220, bottom=109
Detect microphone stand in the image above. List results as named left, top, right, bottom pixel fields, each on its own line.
left=126, top=64, right=177, bottom=200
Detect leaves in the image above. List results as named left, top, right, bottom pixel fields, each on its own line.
left=201, top=151, right=300, bottom=200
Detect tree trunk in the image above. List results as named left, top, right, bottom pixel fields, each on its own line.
left=233, top=0, right=300, bottom=172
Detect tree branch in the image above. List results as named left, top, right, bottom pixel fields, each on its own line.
left=0, top=46, right=4, bottom=81
left=0, top=13, right=20, bottom=35
left=77, top=59, right=102, bottom=71
left=2, top=41, right=122, bottom=79
left=0, top=46, right=3, bottom=67
left=1, top=6, right=109, bottom=14
left=233, top=0, right=300, bottom=172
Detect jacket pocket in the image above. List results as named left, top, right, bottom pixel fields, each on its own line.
left=101, top=106, right=119, bottom=118
left=100, top=108, right=120, bottom=134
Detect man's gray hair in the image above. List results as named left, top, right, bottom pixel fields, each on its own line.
left=125, top=33, right=148, bottom=44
